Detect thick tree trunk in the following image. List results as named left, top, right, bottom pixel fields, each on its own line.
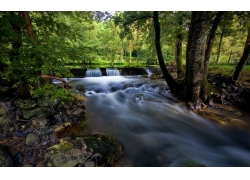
left=233, top=28, right=250, bottom=82
left=185, top=11, right=211, bottom=107
left=153, top=11, right=181, bottom=93
left=216, top=26, right=225, bottom=64
left=204, top=11, right=224, bottom=78
left=175, top=33, right=185, bottom=79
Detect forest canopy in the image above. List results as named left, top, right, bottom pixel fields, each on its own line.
left=0, top=11, right=250, bottom=108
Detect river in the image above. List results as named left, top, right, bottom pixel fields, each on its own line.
left=54, top=75, right=250, bottom=167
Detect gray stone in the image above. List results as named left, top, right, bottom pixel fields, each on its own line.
left=84, top=161, right=95, bottom=167
left=26, top=133, right=40, bottom=146
left=31, top=118, right=49, bottom=129
left=0, top=145, right=13, bottom=167
left=72, top=108, right=84, bottom=116
left=13, top=153, right=23, bottom=164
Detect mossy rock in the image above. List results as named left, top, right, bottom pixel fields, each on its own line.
left=83, top=134, right=123, bottom=166
left=22, top=107, right=50, bottom=119
left=0, top=116, right=8, bottom=128
left=45, top=134, right=123, bottom=167
left=14, top=99, right=37, bottom=110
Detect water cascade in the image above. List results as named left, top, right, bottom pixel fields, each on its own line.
left=54, top=76, right=250, bottom=167
left=85, top=68, right=102, bottom=77
left=106, top=68, right=120, bottom=76
left=144, top=68, right=153, bottom=77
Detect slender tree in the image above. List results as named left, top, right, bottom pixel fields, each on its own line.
left=204, top=11, right=224, bottom=78
left=233, top=27, right=250, bottom=82
left=153, top=11, right=182, bottom=93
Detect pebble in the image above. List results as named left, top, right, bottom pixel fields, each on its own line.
left=26, top=133, right=40, bottom=146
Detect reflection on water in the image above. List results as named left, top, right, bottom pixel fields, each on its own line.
left=54, top=76, right=250, bottom=167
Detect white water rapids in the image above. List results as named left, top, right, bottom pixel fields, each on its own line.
left=54, top=76, right=250, bottom=167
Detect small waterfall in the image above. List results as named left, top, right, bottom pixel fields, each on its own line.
left=85, top=68, right=102, bottom=77
left=106, top=68, right=120, bottom=76
left=144, top=68, right=153, bottom=77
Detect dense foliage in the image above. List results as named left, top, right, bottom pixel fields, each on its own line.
left=0, top=11, right=250, bottom=104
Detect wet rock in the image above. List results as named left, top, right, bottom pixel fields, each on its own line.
left=26, top=133, right=40, bottom=146
left=0, top=102, right=8, bottom=127
left=82, top=134, right=123, bottom=166
left=0, top=116, right=8, bottom=127
left=31, top=118, right=49, bottom=129
left=0, top=145, right=13, bottom=167
left=53, top=113, right=70, bottom=123
left=13, top=152, right=23, bottom=164
left=22, top=107, right=49, bottom=119
left=45, top=134, right=122, bottom=167
left=14, top=99, right=37, bottom=110
left=23, top=164, right=33, bottom=167
left=84, top=160, right=95, bottom=167
left=72, top=107, right=85, bottom=120
left=76, top=85, right=85, bottom=92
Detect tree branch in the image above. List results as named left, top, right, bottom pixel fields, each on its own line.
left=41, top=75, right=71, bottom=89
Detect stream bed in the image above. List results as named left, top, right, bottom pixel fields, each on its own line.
left=54, top=75, right=250, bottom=167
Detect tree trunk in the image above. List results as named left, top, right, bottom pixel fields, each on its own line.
left=228, top=50, right=233, bottom=64
left=233, top=28, right=250, bottom=82
left=10, top=12, right=23, bottom=62
left=153, top=11, right=181, bottom=93
left=216, top=25, right=225, bottom=64
left=21, top=11, right=36, bottom=41
left=175, top=33, right=185, bottom=79
left=21, top=11, right=43, bottom=74
left=185, top=11, right=211, bottom=107
left=204, top=11, right=224, bottom=78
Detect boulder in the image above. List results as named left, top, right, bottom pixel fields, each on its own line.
left=45, top=134, right=123, bottom=167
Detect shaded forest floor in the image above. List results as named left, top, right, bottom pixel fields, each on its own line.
left=201, top=65, right=250, bottom=134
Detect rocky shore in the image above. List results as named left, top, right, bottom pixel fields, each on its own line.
left=0, top=90, right=123, bottom=167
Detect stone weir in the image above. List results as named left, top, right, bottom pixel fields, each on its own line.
left=70, top=67, right=149, bottom=78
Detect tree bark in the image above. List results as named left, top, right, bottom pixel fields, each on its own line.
left=204, top=11, right=224, bottom=78
left=21, top=11, right=36, bottom=42
left=233, top=28, right=250, bottom=82
left=153, top=11, right=181, bottom=93
left=216, top=25, right=225, bottom=64
left=175, top=33, right=185, bottom=79
left=185, top=11, right=211, bottom=106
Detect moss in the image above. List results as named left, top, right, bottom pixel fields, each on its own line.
left=83, top=134, right=122, bottom=166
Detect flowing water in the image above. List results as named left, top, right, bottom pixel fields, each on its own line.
left=54, top=75, right=250, bottom=167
